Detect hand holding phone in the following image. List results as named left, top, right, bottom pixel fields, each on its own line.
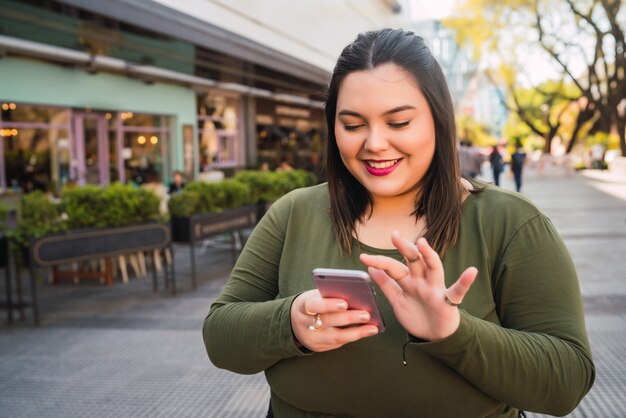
left=313, top=268, right=386, bottom=332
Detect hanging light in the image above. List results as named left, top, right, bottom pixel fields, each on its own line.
left=138, top=135, right=146, bottom=144
left=1, top=104, right=8, bottom=111
left=150, top=136, right=158, bottom=144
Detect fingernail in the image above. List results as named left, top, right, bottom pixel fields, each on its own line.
left=360, top=312, right=370, bottom=322
left=369, top=327, right=378, bottom=335
left=337, top=302, right=348, bottom=310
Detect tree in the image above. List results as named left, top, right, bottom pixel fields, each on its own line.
left=446, top=0, right=626, bottom=156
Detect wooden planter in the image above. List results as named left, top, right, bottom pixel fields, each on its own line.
left=170, top=205, right=257, bottom=288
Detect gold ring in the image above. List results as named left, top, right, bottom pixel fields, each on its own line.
left=404, top=256, right=419, bottom=265
left=444, top=290, right=461, bottom=306
left=308, top=313, right=322, bottom=331
left=304, top=306, right=317, bottom=316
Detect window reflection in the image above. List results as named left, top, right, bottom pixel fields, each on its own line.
left=197, top=93, right=240, bottom=170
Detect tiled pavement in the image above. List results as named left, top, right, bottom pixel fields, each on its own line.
left=1, top=165, right=625, bottom=417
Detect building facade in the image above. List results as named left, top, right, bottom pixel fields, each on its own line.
left=0, top=0, right=408, bottom=193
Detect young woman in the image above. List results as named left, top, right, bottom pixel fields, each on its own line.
left=203, top=29, right=594, bottom=417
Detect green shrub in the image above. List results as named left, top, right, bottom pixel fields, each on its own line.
left=234, top=169, right=314, bottom=203
left=220, top=179, right=251, bottom=209
left=233, top=170, right=276, bottom=203
left=62, top=183, right=160, bottom=228
left=62, top=185, right=109, bottom=229
left=9, top=191, right=65, bottom=249
left=0, top=202, right=9, bottom=233
left=185, top=181, right=222, bottom=213
left=168, top=170, right=312, bottom=217
left=101, top=184, right=160, bottom=225
left=173, top=179, right=251, bottom=216
left=168, top=190, right=203, bottom=217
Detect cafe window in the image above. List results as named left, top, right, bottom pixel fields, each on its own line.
left=117, top=112, right=170, bottom=185
left=1, top=103, right=71, bottom=193
left=256, top=100, right=324, bottom=171
left=197, top=92, right=242, bottom=170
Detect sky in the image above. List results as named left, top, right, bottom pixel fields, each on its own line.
left=409, top=0, right=457, bottom=21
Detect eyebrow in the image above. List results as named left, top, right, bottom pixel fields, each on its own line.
left=337, top=105, right=416, bottom=118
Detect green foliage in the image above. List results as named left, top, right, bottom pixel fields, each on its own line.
left=233, top=170, right=276, bottom=203
left=103, top=184, right=160, bottom=225
left=456, top=114, right=499, bottom=147
left=9, top=191, right=65, bottom=249
left=220, top=179, right=251, bottom=210
left=169, top=169, right=314, bottom=217
left=169, top=179, right=251, bottom=217
left=62, top=185, right=109, bottom=229
left=234, top=169, right=314, bottom=203
left=62, top=183, right=160, bottom=229
left=167, top=190, right=202, bottom=218
left=0, top=202, right=9, bottom=233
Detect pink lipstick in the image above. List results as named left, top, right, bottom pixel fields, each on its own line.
left=363, top=159, right=401, bottom=176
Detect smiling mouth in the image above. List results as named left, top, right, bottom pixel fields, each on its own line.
left=365, top=159, right=401, bottom=169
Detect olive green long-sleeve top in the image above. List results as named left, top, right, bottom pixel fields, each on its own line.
left=203, top=181, right=595, bottom=418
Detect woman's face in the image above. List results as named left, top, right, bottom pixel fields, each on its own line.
left=335, top=63, right=436, bottom=202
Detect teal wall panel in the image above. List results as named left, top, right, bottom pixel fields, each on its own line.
left=0, top=57, right=196, bottom=171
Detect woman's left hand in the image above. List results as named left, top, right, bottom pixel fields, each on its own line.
left=359, top=231, right=477, bottom=341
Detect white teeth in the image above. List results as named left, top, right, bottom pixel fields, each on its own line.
left=367, top=159, right=399, bottom=169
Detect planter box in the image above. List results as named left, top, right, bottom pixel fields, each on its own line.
left=170, top=205, right=257, bottom=290
left=0, top=235, right=8, bottom=269
left=171, top=205, right=257, bottom=243
left=31, top=222, right=170, bottom=267
left=19, top=222, right=172, bottom=325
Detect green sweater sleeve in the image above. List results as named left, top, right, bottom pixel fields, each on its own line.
left=412, top=214, right=595, bottom=416
left=203, top=196, right=311, bottom=374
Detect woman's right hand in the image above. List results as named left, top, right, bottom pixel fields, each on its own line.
left=291, top=289, right=379, bottom=352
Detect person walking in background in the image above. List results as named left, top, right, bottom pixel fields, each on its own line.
left=511, top=146, right=526, bottom=192
left=469, top=142, right=484, bottom=178
left=489, top=145, right=504, bottom=186
left=458, top=141, right=474, bottom=178
left=203, top=29, right=594, bottom=417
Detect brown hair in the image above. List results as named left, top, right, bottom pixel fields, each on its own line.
left=324, top=28, right=463, bottom=255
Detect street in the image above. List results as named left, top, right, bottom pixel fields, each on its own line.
left=1, top=166, right=625, bottom=417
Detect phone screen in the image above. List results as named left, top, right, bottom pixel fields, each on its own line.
left=312, top=268, right=385, bottom=332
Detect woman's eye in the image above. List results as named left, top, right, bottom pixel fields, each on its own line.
left=343, top=124, right=363, bottom=131
left=388, top=121, right=410, bottom=129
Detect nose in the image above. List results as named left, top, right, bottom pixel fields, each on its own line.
left=363, top=124, right=389, bottom=153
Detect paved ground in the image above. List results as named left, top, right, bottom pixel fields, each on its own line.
left=1, top=165, right=625, bottom=417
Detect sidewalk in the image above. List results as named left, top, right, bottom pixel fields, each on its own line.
left=1, top=167, right=625, bottom=417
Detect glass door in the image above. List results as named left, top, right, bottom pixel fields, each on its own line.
left=73, top=113, right=109, bottom=186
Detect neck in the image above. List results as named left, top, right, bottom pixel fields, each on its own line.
left=369, top=191, right=418, bottom=218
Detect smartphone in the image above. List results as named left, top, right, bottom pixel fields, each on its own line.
left=312, top=268, right=385, bottom=332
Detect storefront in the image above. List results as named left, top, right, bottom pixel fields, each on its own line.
left=0, top=57, right=196, bottom=194
left=0, top=0, right=330, bottom=193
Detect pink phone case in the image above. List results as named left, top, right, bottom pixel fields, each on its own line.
left=312, top=268, right=386, bottom=332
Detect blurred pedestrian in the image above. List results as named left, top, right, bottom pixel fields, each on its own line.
left=511, top=146, right=526, bottom=192
left=489, top=145, right=504, bottom=186
left=469, top=142, right=484, bottom=178
left=276, top=158, right=294, bottom=172
left=168, top=170, right=186, bottom=195
left=458, top=141, right=474, bottom=177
